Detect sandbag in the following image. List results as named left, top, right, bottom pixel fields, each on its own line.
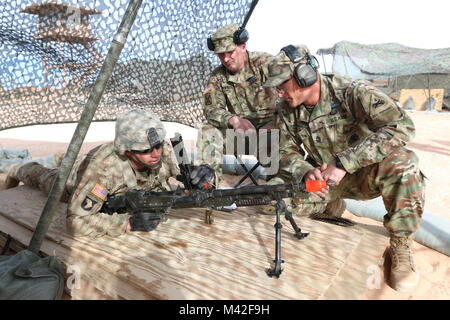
left=0, top=249, right=64, bottom=300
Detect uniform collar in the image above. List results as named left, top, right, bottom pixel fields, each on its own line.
left=303, top=75, right=334, bottom=121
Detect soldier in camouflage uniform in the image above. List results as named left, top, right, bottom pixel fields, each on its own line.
left=263, top=44, right=426, bottom=292
left=5, top=109, right=215, bottom=238
left=199, top=23, right=279, bottom=178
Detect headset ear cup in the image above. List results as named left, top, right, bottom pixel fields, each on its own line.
left=295, top=64, right=317, bottom=87
left=233, top=28, right=249, bottom=45
left=207, top=37, right=215, bottom=51
left=292, top=65, right=304, bottom=87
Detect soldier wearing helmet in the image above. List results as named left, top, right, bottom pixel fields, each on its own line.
left=5, top=109, right=215, bottom=238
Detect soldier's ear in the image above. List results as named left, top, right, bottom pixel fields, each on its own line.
left=237, top=43, right=246, bottom=52
left=124, top=150, right=133, bottom=158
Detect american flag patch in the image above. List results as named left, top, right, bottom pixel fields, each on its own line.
left=90, top=184, right=108, bottom=200
left=203, top=84, right=212, bottom=95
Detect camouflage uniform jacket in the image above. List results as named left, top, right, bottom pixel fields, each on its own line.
left=277, top=74, right=415, bottom=180
left=65, top=141, right=180, bottom=238
left=202, top=51, right=278, bottom=129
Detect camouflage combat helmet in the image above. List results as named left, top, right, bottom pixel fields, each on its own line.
left=114, top=109, right=166, bottom=155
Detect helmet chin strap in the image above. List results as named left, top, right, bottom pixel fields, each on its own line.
left=129, top=151, right=164, bottom=170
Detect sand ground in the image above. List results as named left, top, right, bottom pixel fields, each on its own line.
left=0, top=111, right=448, bottom=300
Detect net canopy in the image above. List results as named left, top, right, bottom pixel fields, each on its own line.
left=0, top=0, right=254, bottom=130
left=317, top=41, right=450, bottom=79
left=317, top=41, right=450, bottom=110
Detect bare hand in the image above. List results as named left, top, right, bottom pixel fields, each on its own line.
left=126, top=221, right=131, bottom=232
left=304, top=163, right=329, bottom=198
left=228, top=116, right=256, bottom=134
left=321, top=160, right=346, bottom=186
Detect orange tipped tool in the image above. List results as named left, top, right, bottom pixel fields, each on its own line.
left=305, top=180, right=327, bottom=192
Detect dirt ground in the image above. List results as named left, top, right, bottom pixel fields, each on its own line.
left=0, top=111, right=448, bottom=300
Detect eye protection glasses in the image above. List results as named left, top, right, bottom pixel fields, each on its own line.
left=132, top=142, right=163, bottom=154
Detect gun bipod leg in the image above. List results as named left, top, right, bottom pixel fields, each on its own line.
left=266, top=200, right=285, bottom=278
left=285, top=209, right=309, bottom=240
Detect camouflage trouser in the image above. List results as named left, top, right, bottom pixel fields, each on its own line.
left=268, top=147, right=425, bottom=237
left=12, top=162, right=68, bottom=201
left=196, top=123, right=278, bottom=180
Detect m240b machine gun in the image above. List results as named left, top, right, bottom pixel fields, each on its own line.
left=103, top=133, right=330, bottom=278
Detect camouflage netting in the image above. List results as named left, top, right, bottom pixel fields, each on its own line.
left=317, top=41, right=450, bottom=109
left=0, top=0, right=254, bottom=130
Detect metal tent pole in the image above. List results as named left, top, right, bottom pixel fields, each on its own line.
left=28, top=0, right=143, bottom=254
left=241, top=0, right=259, bottom=29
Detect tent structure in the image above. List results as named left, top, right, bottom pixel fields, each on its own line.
left=0, top=0, right=254, bottom=130
left=317, top=41, right=450, bottom=111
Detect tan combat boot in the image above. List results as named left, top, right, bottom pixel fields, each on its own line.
left=324, top=198, right=346, bottom=217
left=389, top=235, right=420, bottom=292
left=4, top=163, right=22, bottom=189
left=310, top=198, right=355, bottom=226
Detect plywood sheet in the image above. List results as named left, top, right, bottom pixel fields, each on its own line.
left=0, top=186, right=386, bottom=299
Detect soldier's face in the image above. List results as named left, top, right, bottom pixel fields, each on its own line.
left=276, top=76, right=318, bottom=108
left=217, top=44, right=247, bottom=73
left=276, top=77, right=300, bottom=107
left=127, top=146, right=164, bottom=170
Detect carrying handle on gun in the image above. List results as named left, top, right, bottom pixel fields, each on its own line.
left=170, top=132, right=194, bottom=191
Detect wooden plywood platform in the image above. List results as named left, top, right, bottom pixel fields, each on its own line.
left=0, top=186, right=389, bottom=299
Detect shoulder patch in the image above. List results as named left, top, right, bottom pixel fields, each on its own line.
left=203, top=84, right=213, bottom=95
left=90, top=183, right=108, bottom=200
left=81, top=196, right=98, bottom=211
left=204, top=93, right=212, bottom=106
left=372, top=98, right=385, bottom=108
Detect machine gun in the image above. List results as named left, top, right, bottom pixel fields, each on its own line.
left=102, top=133, right=331, bottom=278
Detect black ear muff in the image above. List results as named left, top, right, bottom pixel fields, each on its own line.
left=233, top=28, right=249, bottom=45
left=207, top=37, right=215, bottom=51
left=281, top=45, right=319, bottom=87
left=294, top=61, right=318, bottom=87
left=207, top=27, right=249, bottom=51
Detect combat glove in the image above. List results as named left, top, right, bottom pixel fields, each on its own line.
left=189, top=164, right=215, bottom=189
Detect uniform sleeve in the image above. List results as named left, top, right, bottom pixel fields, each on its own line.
left=202, top=77, right=235, bottom=129
left=337, top=84, right=416, bottom=173
left=270, top=112, right=315, bottom=184
left=66, top=163, right=129, bottom=238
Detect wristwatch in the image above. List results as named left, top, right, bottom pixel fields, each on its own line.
left=335, top=156, right=346, bottom=171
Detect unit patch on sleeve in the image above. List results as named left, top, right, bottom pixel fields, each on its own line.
left=203, top=84, right=213, bottom=95
left=372, top=98, right=385, bottom=108
left=81, top=196, right=98, bottom=211
left=90, top=183, right=108, bottom=200
left=204, top=93, right=212, bottom=105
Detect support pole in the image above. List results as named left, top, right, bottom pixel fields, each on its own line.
left=241, top=0, right=259, bottom=29
left=28, top=0, right=143, bottom=254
